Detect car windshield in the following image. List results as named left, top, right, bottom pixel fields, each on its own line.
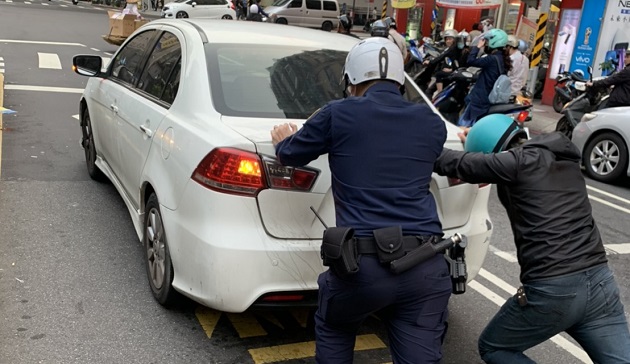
left=206, top=44, right=427, bottom=119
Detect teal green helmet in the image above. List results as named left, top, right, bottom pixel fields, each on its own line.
left=483, top=28, right=509, bottom=49
left=464, top=114, right=528, bottom=154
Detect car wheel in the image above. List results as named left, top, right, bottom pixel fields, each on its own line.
left=552, top=93, right=565, bottom=113
left=322, top=21, right=333, bottom=32
left=144, top=193, right=180, bottom=306
left=276, top=17, right=287, bottom=24
left=555, top=116, right=573, bottom=140
left=583, top=132, right=629, bottom=183
left=222, top=14, right=233, bottom=19
left=80, top=109, right=107, bottom=182
left=176, top=11, right=188, bottom=18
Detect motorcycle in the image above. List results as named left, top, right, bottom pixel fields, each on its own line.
left=552, top=71, right=587, bottom=113
left=555, top=68, right=609, bottom=139
left=433, top=67, right=533, bottom=126
left=408, top=37, right=444, bottom=92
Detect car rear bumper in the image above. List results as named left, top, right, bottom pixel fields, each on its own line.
left=162, top=180, right=493, bottom=313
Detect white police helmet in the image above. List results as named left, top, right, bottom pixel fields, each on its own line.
left=343, top=37, right=405, bottom=86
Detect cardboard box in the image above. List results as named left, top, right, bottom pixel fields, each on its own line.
left=107, top=10, right=138, bottom=37
left=134, top=19, right=150, bottom=30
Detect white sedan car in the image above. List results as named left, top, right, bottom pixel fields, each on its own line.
left=72, top=19, right=493, bottom=313
left=161, top=0, right=236, bottom=19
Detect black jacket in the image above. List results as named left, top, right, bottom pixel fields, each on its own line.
left=430, top=44, right=461, bottom=70
left=593, top=64, right=630, bottom=108
left=434, top=132, right=607, bottom=282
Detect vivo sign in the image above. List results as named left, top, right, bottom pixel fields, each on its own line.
left=575, top=55, right=591, bottom=63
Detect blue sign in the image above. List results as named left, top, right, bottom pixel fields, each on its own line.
left=569, top=0, right=607, bottom=76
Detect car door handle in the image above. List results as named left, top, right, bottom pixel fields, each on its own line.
left=110, top=104, right=119, bottom=113
left=139, top=125, right=153, bottom=137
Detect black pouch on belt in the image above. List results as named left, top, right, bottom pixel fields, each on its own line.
left=373, top=226, right=405, bottom=264
left=321, top=227, right=359, bottom=277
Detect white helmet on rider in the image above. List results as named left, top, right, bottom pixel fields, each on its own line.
left=343, top=37, right=405, bottom=86
left=506, top=35, right=519, bottom=48
left=443, top=29, right=458, bottom=39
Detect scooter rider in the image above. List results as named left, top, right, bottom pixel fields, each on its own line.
left=270, top=37, right=451, bottom=363
left=370, top=18, right=408, bottom=59
left=434, top=115, right=630, bottom=364
left=506, top=35, right=529, bottom=95
left=424, top=29, right=461, bottom=95
left=586, top=50, right=630, bottom=108
left=458, top=28, right=512, bottom=127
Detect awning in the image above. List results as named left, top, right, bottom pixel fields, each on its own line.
left=436, top=0, right=502, bottom=9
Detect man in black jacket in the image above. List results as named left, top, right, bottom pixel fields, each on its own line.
left=434, top=114, right=630, bottom=364
left=587, top=51, right=630, bottom=108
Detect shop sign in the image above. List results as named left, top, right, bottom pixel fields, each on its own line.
left=435, top=0, right=501, bottom=9
left=515, top=16, right=537, bottom=54
left=592, top=0, right=630, bottom=77
left=569, top=0, right=607, bottom=77
left=391, top=0, right=415, bottom=9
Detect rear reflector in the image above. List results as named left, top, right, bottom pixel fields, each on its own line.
left=516, top=111, right=529, bottom=123
left=261, top=294, right=305, bottom=302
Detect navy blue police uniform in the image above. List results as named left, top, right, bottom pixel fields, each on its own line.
left=275, top=82, right=452, bottom=363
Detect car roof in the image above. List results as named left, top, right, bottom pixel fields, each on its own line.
left=150, top=19, right=360, bottom=50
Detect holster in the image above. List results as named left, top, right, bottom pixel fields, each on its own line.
left=321, top=227, right=359, bottom=277
left=373, top=226, right=405, bottom=264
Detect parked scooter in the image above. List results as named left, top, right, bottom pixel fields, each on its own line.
left=409, top=37, right=444, bottom=92
left=552, top=70, right=587, bottom=113
left=555, top=67, right=609, bottom=139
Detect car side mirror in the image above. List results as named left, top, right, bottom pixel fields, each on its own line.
left=191, top=1, right=197, bottom=6
left=72, top=55, right=103, bottom=77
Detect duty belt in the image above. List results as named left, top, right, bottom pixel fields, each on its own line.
left=355, top=235, right=437, bottom=255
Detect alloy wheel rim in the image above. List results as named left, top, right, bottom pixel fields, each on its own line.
left=146, top=207, right=166, bottom=289
left=589, top=140, right=620, bottom=176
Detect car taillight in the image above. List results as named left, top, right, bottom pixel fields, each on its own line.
left=263, top=157, right=318, bottom=191
left=516, top=111, right=529, bottom=123
left=192, top=148, right=319, bottom=196
left=192, top=148, right=265, bottom=196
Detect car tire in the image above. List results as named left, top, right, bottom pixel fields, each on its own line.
left=276, top=17, right=287, bottom=24
left=555, top=116, right=573, bottom=140
left=583, top=132, right=629, bottom=183
left=222, top=14, right=233, bottom=19
left=176, top=11, right=188, bottom=18
left=80, top=109, right=107, bottom=182
left=552, top=93, right=565, bottom=113
left=144, top=193, right=181, bottom=307
left=322, top=21, right=333, bottom=32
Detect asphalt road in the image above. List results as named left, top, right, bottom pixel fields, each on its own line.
left=0, top=4, right=629, bottom=363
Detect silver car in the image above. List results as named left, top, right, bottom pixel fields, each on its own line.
left=572, top=108, right=630, bottom=183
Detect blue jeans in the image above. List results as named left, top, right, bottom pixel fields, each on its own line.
left=478, top=264, right=630, bottom=363
left=315, top=254, right=452, bottom=364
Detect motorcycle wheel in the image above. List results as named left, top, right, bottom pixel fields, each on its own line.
left=552, top=93, right=566, bottom=113
left=555, top=116, right=574, bottom=140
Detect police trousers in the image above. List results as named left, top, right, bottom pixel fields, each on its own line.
left=314, top=254, right=452, bottom=364
left=478, top=263, right=630, bottom=364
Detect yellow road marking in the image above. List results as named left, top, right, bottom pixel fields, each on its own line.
left=0, top=73, right=4, bottom=179
left=228, top=312, right=268, bottom=338
left=248, top=334, right=386, bottom=364
left=195, top=306, right=222, bottom=339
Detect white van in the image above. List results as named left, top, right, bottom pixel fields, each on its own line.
left=264, top=0, right=339, bottom=31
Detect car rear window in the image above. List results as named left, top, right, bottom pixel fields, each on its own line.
left=205, top=45, right=427, bottom=119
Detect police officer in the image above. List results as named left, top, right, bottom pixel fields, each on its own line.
left=434, top=115, right=630, bottom=363
left=270, top=37, right=451, bottom=363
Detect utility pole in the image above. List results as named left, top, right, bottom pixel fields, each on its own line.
left=527, top=0, right=551, bottom=95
